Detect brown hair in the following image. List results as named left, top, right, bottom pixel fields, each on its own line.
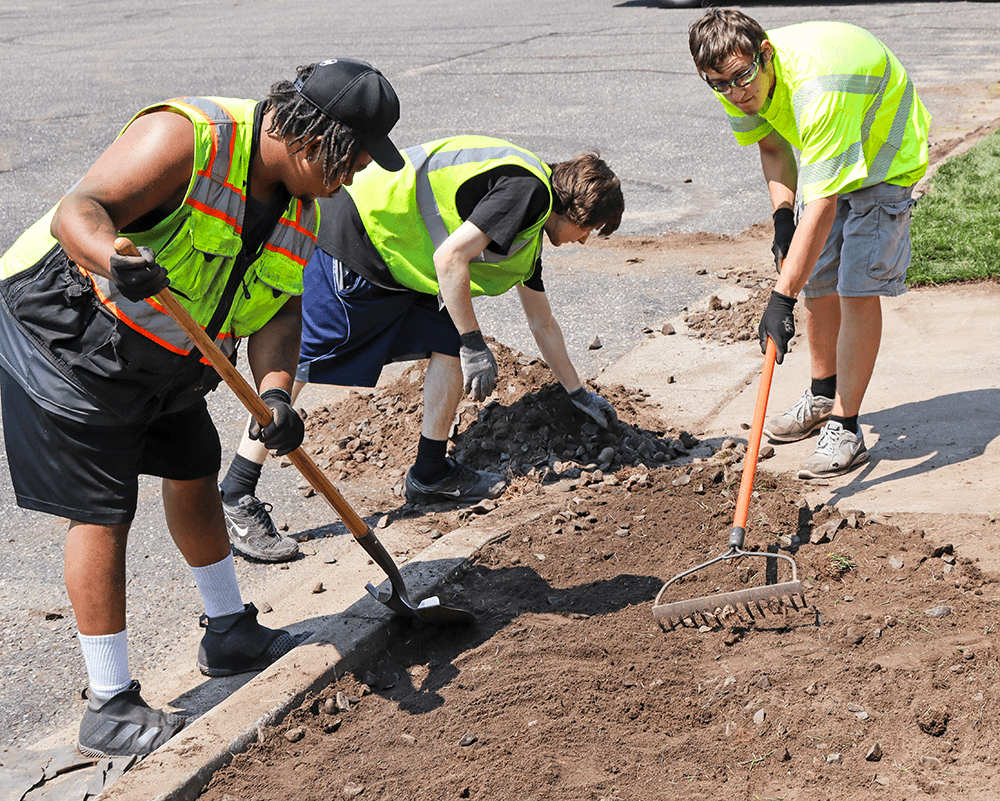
left=688, top=8, right=768, bottom=75
left=548, top=151, right=624, bottom=236
left=265, top=64, right=366, bottom=186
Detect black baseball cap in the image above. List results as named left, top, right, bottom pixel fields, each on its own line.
left=294, top=58, right=404, bottom=172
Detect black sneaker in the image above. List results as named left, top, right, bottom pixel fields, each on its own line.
left=78, top=680, right=186, bottom=758
left=221, top=494, right=299, bottom=562
left=198, top=603, right=310, bottom=677
left=404, top=458, right=506, bottom=504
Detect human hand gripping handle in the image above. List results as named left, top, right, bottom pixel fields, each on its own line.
left=109, top=245, right=169, bottom=302
left=771, top=208, right=795, bottom=273
left=113, top=238, right=303, bottom=454
left=248, top=388, right=305, bottom=456
left=459, top=330, right=498, bottom=401
left=568, top=387, right=618, bottom=430
left=758, top=289, right=796, bottom=365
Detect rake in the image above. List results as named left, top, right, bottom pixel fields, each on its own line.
left=653, top=338, right=806, bottom=628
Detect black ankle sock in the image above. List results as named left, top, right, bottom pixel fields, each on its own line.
left=829, top=414, right=858, bottom=434
left=219, top=454, right=264, bottom=504
left=411, top=436, right=450, bottom=484
left=811, top=375, right=836, bottom=400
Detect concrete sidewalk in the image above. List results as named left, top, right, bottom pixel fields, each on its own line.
left=602, top=280, right=1000, bottom=517
left=24, top=281, right=1000, bottom=801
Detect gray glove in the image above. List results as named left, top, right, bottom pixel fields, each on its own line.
left=568, top=387, right=618, bottom=429
left=459, top=330, right=498, bottom=402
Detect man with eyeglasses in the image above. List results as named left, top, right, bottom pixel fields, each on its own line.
left=689, top=8, right=930, bottom=479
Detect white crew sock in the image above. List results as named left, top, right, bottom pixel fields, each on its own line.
left=189, top=553, right=245, bottom=619
left=77, top=629, right=132, bottom=699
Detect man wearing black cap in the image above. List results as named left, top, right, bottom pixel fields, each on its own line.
left=219, top=137, right=625, bottom=540
left=0, top=59, right=401, bottom=758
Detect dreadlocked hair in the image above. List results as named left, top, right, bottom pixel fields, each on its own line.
left=265, top=64, right=366, bottom=185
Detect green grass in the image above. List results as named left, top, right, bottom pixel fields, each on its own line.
left=908, top=127, right=1000, bottom=286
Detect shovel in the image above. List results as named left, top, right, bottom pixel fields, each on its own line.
left=653, top=338, right=806, bottom=628
left=114, top=237, right=474, bottom=624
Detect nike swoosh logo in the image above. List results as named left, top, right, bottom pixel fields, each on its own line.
left=229, top=521, right=251, bottom=539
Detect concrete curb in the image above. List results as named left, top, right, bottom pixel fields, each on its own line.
left=98, top=524, right=507, bottom=801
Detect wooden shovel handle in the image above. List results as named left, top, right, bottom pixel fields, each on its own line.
left=113, top=236, right=369, bottom=536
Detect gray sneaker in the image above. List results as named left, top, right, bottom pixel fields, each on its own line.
left=78, top=680, right=186, bottom=758
left=222, top=494, right=299, bottom=562
left=764, top=388, right=834, bottom=442
left=797, top=421, right=869, bottom=479
left=404, top=458, right=506, bottom=504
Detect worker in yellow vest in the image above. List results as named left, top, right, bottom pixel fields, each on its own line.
left=689, top=9, right=929, bottom=479
left=219, top=136, right=624, bottom=552
left=0, top=59, right=401, bottom=757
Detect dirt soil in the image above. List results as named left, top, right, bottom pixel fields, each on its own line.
left=196, top=87, right=1000, bottom=801
left=199, top=346, right=1000, bottom=801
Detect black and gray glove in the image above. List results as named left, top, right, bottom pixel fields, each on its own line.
left=758, top=290, right=797, bottom=365
left=248, top=388, right=304, bottom=456
left=109, top=245, right=169, bottom=302
left=459, top=330, right=498, bottom=402
left=568, top=387, right=618, bottom=430
left=771, top=207, right=796, bottom=273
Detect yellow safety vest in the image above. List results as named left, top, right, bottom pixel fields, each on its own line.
left=347, top=136, right=552, bottom=297
left=718, top=22, right=930, bottom=203
left=0, top=97, right=318, bottom=361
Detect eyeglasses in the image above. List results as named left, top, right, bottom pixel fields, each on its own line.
left=704, top=54, right=761, bottom=95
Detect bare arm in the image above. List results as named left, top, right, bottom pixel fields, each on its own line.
left=516, top=283, right=583, bottom=392
left=757, top=130, right=838, bottom=297
left=773, top=195, right=838, bottom=298
left=246, top=296, right=302, bottom=395
left=50, top=111, right=194, bottom=278
left=757, top=129, right=797, bottom=215
left=432, top=220, right=493, bottom=333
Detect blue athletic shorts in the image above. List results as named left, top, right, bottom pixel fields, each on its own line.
left=804, top=182, right=917, bottom=299
left=297, top=250, right=461, bottom=387
left=0, top=369, right=221, bottom=525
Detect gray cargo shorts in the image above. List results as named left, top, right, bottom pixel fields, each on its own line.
left=804, top=182, right=917, bottom=299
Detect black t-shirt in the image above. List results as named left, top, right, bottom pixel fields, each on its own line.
left=316, top=165, right=549, bottom=292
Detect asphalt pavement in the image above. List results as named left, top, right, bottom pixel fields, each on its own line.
left=1, top=1, right=999, bottom=796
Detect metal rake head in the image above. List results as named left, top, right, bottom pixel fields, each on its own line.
left=652, top=580, right=807, bottom=629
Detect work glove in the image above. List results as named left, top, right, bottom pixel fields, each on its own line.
left=459, top=330, right=498, bottom=402
left=248, top=388, right=305, bottom=456
left=771, top=207, right=796, bottom=273
left=109, top=245, right=169, bottom=302
left=758, top=290, right=797, bottom=365
left=568, top=386, right=619, bottom=430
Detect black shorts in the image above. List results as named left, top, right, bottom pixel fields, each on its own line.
left=1, top=369, right=222, bottom=526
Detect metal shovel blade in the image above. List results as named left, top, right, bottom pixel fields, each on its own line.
left=365, top=581, right=476, bottom=625
left=356, top=527, right=475, bottom=625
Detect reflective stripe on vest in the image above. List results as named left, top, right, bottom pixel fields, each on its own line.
left=86, top=97, right=317, bottom=359
left=795, top=46, right=917, bottom=190
left=406, top=142, right=550, bottom=264
left=720, top=22, right=928, bottom=202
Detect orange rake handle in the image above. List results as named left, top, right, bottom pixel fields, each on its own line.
left=732, top=337, right=777, bottom=534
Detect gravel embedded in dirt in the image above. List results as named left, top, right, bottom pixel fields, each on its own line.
left=198, top=336, right=1000, bottom=801
left=195, top=88, right=1000, bottom=801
